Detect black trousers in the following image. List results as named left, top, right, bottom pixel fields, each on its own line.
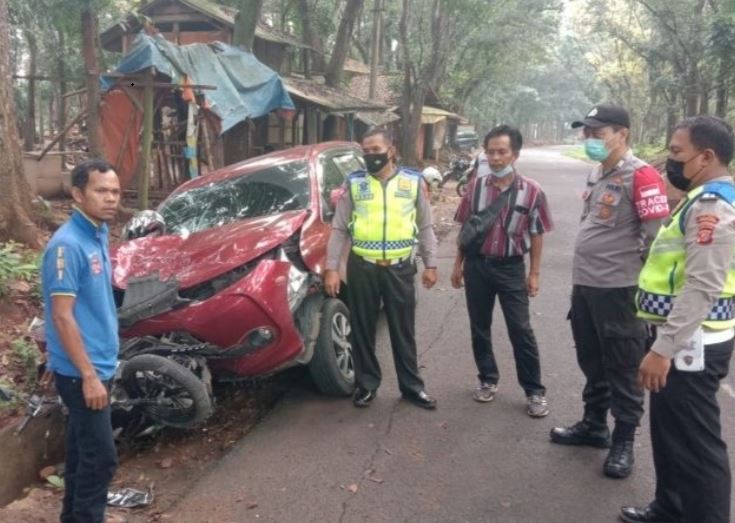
left=463, top=255, right=545, bottom=396
left=569, top=285, right=647, bottom=430
left=650, top=338, right=733, bottom=523
left=346, top=253, right=424, bottom=395
left=55, top=373, right=118, bottom=523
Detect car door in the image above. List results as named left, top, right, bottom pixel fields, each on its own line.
left=299, top=147, right=364, bottom=275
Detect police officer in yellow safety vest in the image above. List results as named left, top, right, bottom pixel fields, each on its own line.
left=324, top=128, right=439, bottom=410
left=620, top=116, right=735, bottom=523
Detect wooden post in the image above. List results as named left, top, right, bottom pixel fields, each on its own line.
left=138, top=69, right=154, bottom=210
left=200, top=114, right=214, bottom=173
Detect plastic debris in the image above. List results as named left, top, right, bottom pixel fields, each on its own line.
left=107, top=487, right=154, bottom=508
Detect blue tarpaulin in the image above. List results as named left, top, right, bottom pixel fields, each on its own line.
left=101, top=33, right=295, bottom=133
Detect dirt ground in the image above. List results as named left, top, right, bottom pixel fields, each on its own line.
left=0, top=184, right=464, bottom=522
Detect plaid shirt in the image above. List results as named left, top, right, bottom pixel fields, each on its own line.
left=455, top=172, right=553, bottom=257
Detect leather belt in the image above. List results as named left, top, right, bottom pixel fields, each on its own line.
left=362, top=256, right=409, bottom=266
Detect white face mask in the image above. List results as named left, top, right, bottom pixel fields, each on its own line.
left=490, top=164, right=514, bottom=178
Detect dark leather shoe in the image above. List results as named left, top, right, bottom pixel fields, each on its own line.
left=605, top=440, right=634, bottom=479
left=619, top=504, right=674, bottom=522
left=402, top=390, right=437, bottom=410
left=549, top=420, right=611, bottom=448
left=353, top=388, right=376, bottom=408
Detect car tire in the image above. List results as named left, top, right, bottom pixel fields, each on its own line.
left=121, top=354, right=213, bottom=429
left=308, top=298, right=355, bottom=397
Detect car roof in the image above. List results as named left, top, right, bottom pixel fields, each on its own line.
left=173, top=141, right=359, bottom=193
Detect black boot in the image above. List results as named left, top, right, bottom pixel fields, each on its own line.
left=549, top=420, right=611, bottom=448
left=604, top=440, right=634, bottom=479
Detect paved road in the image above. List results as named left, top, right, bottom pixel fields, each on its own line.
left=160, top=146, right=735, bottom=523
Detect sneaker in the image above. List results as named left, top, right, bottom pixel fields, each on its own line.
left=527, top=394, right=549, bottom=418
left=472, top=382, right=497, bottom=403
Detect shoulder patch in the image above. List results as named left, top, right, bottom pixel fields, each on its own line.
left=348, top=169, right=368, bottom=180
left=696, top=214, right=720, bottom=245
left=397, top=167, right=422, bottom=180
left=700, top=193, right=719, bottom=202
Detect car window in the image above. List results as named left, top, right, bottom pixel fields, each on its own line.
left=159, top=161, right=310, bottom=235
left=332, top=152, right=364, bottom=177
left=322, top=157, right=345, bottom=194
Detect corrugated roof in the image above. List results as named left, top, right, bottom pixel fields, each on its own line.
left=283, top=77, right=387, bottom=113
left=348, top=73, right=402, bottom=105
left=173, top=0, right=310, bottom=48
left=355, top=110, right=401, bottom=126
left=421, top=105, right=466, bottom=124
left=101, top=0, right=311, bottom=50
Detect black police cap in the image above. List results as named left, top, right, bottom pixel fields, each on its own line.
left=571, top=104, right=631, bottom=129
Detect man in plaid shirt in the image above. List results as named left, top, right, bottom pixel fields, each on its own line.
left=452, top=124, right=553, bottom=418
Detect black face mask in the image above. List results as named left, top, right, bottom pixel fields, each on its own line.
left=666, top=153, right=704, bottom=192
left=364, top=152, right=390, bottom=174
left=665, top=158, right=691, bottom=191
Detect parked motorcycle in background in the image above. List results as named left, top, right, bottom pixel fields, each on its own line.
left=441, top=155, right=474, bottom=197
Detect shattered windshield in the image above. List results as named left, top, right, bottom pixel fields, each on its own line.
left=159, top=161, right=310, bottom=235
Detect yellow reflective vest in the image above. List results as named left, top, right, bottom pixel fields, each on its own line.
left=348, top=169, right=420, bottom=260
left=637, top=181, right=735, bottom=329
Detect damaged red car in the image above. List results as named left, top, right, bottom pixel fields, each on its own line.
left=110, top=142, right=363, bottom=429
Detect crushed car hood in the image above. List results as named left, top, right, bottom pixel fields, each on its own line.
left=112, top=210, right=308, bottom=289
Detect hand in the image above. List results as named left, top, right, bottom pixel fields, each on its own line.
left=451, top=264, right=463, bottom=289
left=527, top=273, right=540, bottom=297
left=82, top=375, right=109, bottom=410
left=422, top=268, right=438, bottom=289
left=324, top=269, right=341, bottom=298
left=638, top=350, right=672, bottom=393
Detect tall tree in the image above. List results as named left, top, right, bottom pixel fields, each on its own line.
left=0, top=0, right=42, bottom=248
left=233, top=0, right=265, bottom=52
left=325, top=0, right=364, bottom=87
left=397, top=0, right=453, bottom=165
left=81, top=0, right=103, bottom=157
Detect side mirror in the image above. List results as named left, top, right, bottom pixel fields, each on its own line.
left=121, top=210, right=166, bottom=241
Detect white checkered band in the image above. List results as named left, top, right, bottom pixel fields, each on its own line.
left=638, top=291, right=735, bottom=321
left=353, top=239, right=416, bottom=251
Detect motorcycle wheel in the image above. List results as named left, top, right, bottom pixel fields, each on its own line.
left=456, top=180, right=469, bottom=197
left=121, top=354, right=213, bottom=429
left=308, top=298, right=355, bottom=397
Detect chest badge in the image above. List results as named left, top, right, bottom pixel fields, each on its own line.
left=90, top=253, right=103, bottom=276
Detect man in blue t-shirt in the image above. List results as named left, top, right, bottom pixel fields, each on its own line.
left=42, top=159, right=121, bottom=523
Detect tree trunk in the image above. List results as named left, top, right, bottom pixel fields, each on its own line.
left=233, top=0, right=264, bottom=52
left=397, top=0, right=447, bottom=165
left=57, top=29, right=67, bottom=155
left=298, top=0, right=314, bottom=78
left=0, top=0, right=42, bottom=248
left=23, top=31, right=37, bottom=152
left=82, top=3, right=102, bottom=157
left=685, top=65, right=699, bottom=117
left=325, top=0, right=364, bottom=87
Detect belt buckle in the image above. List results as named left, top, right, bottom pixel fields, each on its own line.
left=375, top=259, right=392, bottom=267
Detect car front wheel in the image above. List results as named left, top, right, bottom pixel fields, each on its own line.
left=308, top=298, right=355, bottom=396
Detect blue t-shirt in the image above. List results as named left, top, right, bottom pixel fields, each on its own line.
left=41, top=210, right=119, bottom=380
